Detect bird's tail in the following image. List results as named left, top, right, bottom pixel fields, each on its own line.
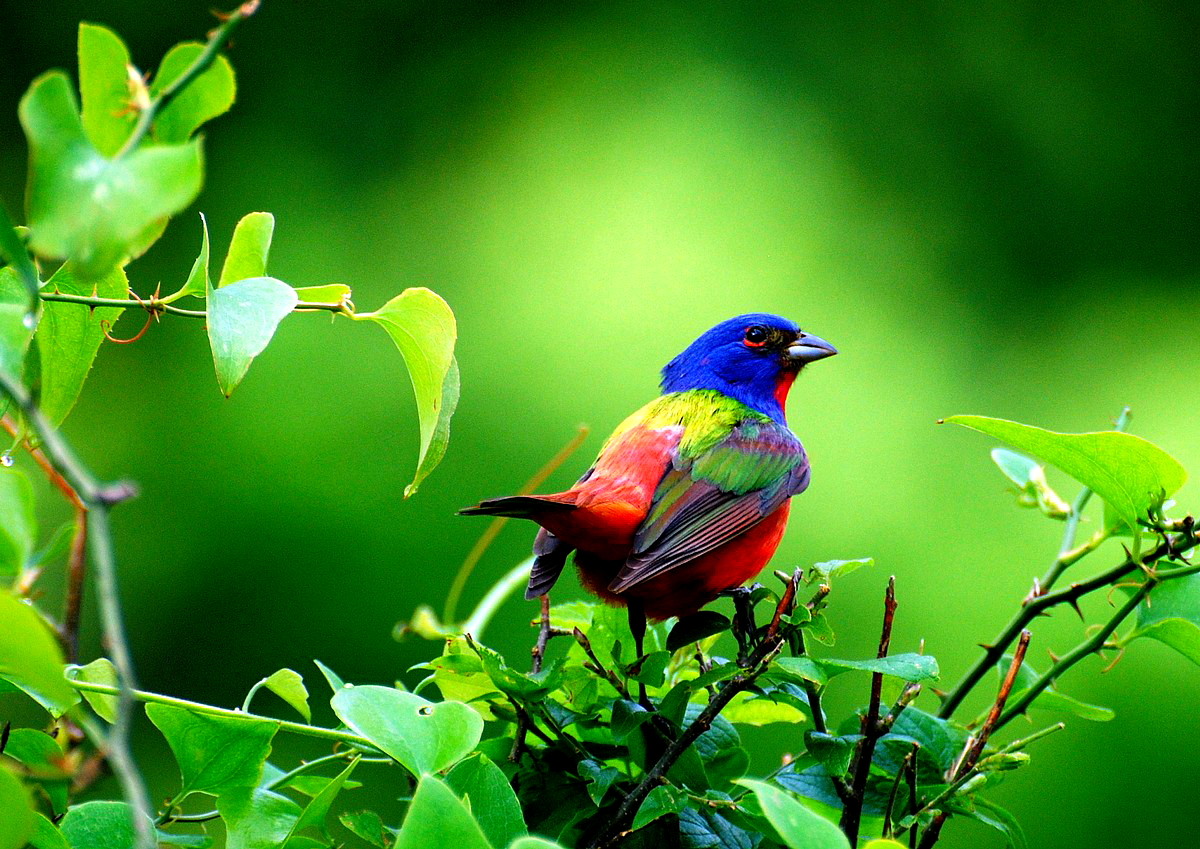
left=457, top=493, right=578, bottom=519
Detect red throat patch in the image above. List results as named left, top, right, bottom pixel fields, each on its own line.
left=774, top=370, right=798, bottom=408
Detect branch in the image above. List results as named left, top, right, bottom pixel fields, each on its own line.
left=1, top=416, right=88, bottom=661
left=583, top=570, right=802, bottom=849
left=995, top=582, right=1153, bottom=729
left=938, top=520, right=1198, bottom=719
left=113, top=0, right=260, bottom=159
left=840, top=577, right=898, bottom=845
left=919, top=633, right=1030, bottom=849
left=0, top=370, right=150, bottom=848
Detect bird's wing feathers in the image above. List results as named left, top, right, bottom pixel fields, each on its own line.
left=610, top=411, right=808, bottom=593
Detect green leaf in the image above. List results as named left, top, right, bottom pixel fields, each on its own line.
left=355, top=288, right=458, bottom=496
left=0, top=283, right=34, bottom=388
left=0, top=590, right=77, bottom=714
left=294, top=284, right=352, bottom=306
left=74, top=657, right=119, bottom=722
left=631, top=785, right=685, bottom=831
left=804, top=732, right=861, bottom=778
left=3, top=729, right=68, bottom=814
left=312, top=659, right=345, bottom=693
left=889, top=708, right=970, bottom=772
left=1128, top=572, right=1200, bottom=665
left=151, top=42, right=236, bottom=144
left=990, top=448, right=1071, bottom=518
left=811, top=653, right=939, bottom=683
left=338, top=810, right=388, bottom=848
left=77, top=23, right=137, bottom=156
left=720, top=691, right=807, bottom=726
left=0, top=467, right=35, bottom=576
left=943, top=415, right=1187, bottom=530
left=27, top=812, right=70, bottom=849
left=864, top=842, right=908, bottom=849
left=58, top=801, right=153, bottom=849
left=177, top=213, right=210, bottom=298
left=667, top=611, right=731, bottom=653
left=773, top=656, right=828, bottom=686
left=0, top=203, right=40, bottom=310
left=808, top=558, right=874, bottom=585
left=263, top=668, right=310, bottom=722
left=206, top=276, right=298, bottom=396
left=394, top=775, right=491, bottom=849
left=145, top=703, right=277, bottom=798
left=0, top=767, right=34, bottom=849
left=578, top=759, right=621, bottom=806
left=218, top=212, right=274, bottom=287
left=20, top=71, right=203, bottom=278
left=1000, top=657, right=1114, bottom=722
left=960, top=796, right=1028, bottom=849
left=284, top=758, right=359, bottom=842
left=37, top=262, right=128, bottom=425
left=507, top=840, right=567, bottom=849
left=330, top=684, right=483, bottom=775
left=447, top=753, right=526, bottom=848
left=735, top=779, right=849, bottom=849
left=217, top=786, right=302, bottom=849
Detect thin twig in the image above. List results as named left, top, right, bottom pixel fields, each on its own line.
left=38, top=290, right=349, bottom=319
left=841, top=576, right=898, bottom=845
left=531, top=594, right=552, bottom=675
left=883, top=742, right=920, bottom=839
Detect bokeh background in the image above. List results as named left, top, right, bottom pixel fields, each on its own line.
left=2, top=1, right=1198, bottom=846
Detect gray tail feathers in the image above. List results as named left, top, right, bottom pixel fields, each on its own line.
left=526, top=529, right=573, bottom=599
left=458, top=494, right=577, bottom=518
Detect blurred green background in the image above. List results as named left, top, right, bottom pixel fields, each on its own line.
left=2, top=1, right=1198, bottom=846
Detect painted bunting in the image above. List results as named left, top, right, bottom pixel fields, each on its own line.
left=461, top=314, right=836, bottom=625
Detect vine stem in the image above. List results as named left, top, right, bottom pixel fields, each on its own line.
left=113, top=0, right=260, bottom=160
left=67, top=677, right=381, bottom=748
left=0, top=371, right=151, bottom=848
left=38, top=290, right=350, bottom=319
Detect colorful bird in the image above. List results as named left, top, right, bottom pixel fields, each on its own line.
left=461, top=314, right=836, bottom=628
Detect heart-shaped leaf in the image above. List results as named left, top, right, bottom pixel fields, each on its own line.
left=0, top=590, right=77, bottom=715
left=77, top=23, right=137, bottom=156
left=330, top=684, right=482, bottom=775
left=20, top=71, right=202, bottom=278
left=943, top=415, right=1186, bottom=530
left=0, top=468, right=35, bottom=577
left=74, top=657, right=119, bottom=723
left=145, top=703, right=277, bottom=798
left=218, top=212, right=274, bottom=287
left=446, top=754, right=526, bottom=848
left=394, top=775, right=491, bottom=849
left=58, top=801, right=153, bottom=849
left=151, top=42, right=236, bottom=144
left=1127, top=572, right=1200, bottom=666
left=355, top=288, right=458, bottom=496
left=206, top=276, right=297, bottom=396
left=37, top=262, right=128, bottom=425
left=0, top=768, right=34, bottom=849
left=263, top=668, right=310, bottom=722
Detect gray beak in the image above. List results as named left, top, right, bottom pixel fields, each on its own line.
left=786, top=332, right=838, bottom=364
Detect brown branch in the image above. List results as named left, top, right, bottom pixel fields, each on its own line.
left=840, top=576, right=898, bottom=845
left=918, top=631, right=1031, bottom=849
left=583, top=570, right=801, bottom=849
left=531, top=594, right=551, bottom=674
left=2, top=415, right=88, bottom=660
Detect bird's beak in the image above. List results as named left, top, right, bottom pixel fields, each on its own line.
left=786, top=332, right=838, bottom=364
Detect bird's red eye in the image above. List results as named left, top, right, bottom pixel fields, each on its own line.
left=743, top=325, right=770, bottom=347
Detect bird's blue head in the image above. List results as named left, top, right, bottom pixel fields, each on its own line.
left=660, top=313, right=837, bottom=422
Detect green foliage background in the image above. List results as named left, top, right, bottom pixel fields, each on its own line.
left=1, top=2, right=1197, bottom=846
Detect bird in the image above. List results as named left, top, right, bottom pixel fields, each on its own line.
left=460, top=313, right=837, bottom=640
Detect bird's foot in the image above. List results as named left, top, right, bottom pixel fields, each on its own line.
left=720, top=584, right=765, bottom=666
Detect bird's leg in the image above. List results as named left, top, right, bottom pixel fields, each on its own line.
left=721, top=584, right=761, bottom=667
left=627, top=600, right=651, bottom=709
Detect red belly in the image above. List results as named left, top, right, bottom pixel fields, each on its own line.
left=575, top=502, right=791, bottom=621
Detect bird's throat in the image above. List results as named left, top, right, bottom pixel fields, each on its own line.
left=774, top=370, right=798, bottom=409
